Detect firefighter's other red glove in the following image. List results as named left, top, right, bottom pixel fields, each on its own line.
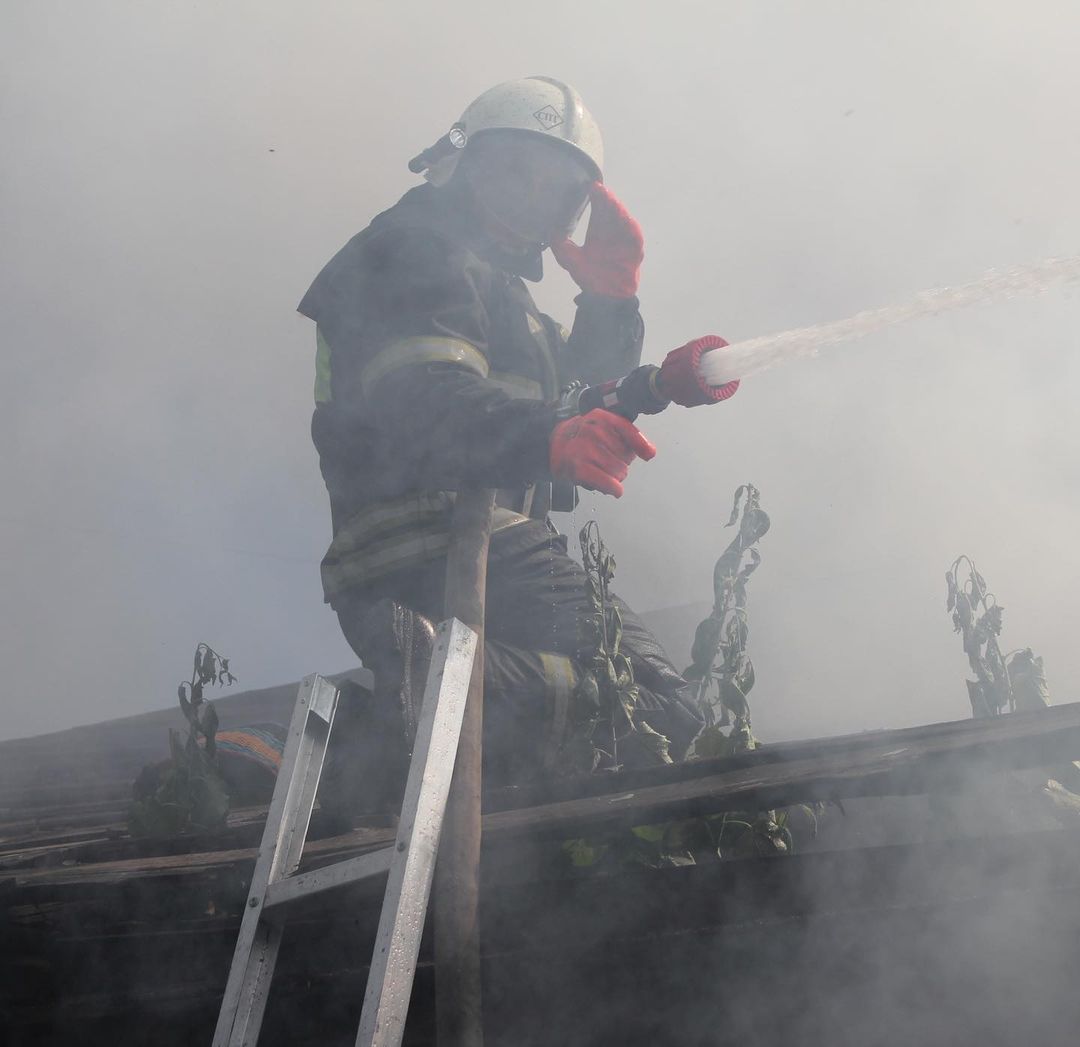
left=658, top=335, right=740, bottom=407
left=551, top=182, right=644, bottom=298
left=550, top=408, right=656, bottom=498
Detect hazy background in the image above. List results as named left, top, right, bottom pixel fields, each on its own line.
left=2, top=1, right=1078, bottom=743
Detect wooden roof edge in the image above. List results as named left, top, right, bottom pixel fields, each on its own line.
left=9, top=703, right=1080, bottom=890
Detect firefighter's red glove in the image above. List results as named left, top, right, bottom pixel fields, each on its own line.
left=550, top=408, right=656, bottom=498
left=657, top=335, right=740, bottom=407
left=551, top=182, right=644, bottom=298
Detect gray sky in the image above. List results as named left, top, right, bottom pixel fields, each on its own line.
left=2, top=1, right=1078, bottom=742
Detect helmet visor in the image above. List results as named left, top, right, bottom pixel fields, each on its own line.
left=462, top=131, right=595, bottom=246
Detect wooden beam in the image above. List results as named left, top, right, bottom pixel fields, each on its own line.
left=434, top=488, right=494, bottom=1047
left=485, top=702, right=1080, bottom=838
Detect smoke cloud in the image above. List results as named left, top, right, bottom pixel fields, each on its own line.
left=2, top=1, right=1079, bottom=741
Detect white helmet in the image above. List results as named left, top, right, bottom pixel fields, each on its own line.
left=409, top=76, right=604, bottom=187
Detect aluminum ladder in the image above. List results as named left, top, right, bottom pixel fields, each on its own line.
left=212, top=617, right=478, bottom=1047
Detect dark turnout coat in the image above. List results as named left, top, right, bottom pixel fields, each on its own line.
left=298, top=181, right=644, bottom=604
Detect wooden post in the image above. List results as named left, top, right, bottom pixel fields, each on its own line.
left=435, top=488, right=495, bottom=1047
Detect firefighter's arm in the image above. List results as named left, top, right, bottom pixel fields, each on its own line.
left=551, top=183, right=646, bottom=386
left=370, top=369, right=655, bottom=499
left=557, top=293, right=645, bottom=387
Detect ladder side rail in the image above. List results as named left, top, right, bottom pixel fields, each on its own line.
left=274, top=676, right=339, bottom=880
left=225, top=697, right=334, bottom=1047
left=212, top=674, right=340, bottom=1047
left=356, top=617, right=477, bottom=1047
left=223, top=921, right=284, bottom=1047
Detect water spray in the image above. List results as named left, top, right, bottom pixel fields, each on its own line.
left=696, top=254, right=1080, bottom=386
left=561, top=254, right=1080, bottom=422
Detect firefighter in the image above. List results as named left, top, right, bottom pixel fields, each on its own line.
left=298, top=77, right=735, bottom=815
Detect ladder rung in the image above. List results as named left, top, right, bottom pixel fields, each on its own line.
left=263, top=846, right=394, bottom=912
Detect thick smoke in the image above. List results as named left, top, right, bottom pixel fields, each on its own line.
left=4, top=2, right=1078, bottom=742
left=5, top=7, right=1080, bottom=1046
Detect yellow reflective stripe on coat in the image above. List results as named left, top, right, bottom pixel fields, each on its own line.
left=324, top=492, right=455, bottom=559
left=320, top=494, right=528, bottom=598
left=314, top=327, right=333, bottom=403
left=359, top=336, right=489, bottom=397
left=539, top=652, right=577, bottom=770
left=322, top=527, right=453, bottom=597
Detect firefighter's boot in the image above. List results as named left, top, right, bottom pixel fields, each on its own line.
left=319, top=599, right=436, bottom=831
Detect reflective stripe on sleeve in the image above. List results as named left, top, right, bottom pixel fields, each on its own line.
left=359, top=336, right=490, bottom=396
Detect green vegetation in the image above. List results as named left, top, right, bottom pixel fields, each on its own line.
left=556, top=520, right=673, bottom=775
left=128, top=644, right=237, bottom=837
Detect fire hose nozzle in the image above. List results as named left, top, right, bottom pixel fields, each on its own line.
left=560, top=335, right=741, bottom=424
left=657, top=335, right=740, bottom=407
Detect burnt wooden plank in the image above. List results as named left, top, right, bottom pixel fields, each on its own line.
left=7, top=826, right=396, bottom=888
left=486, top=702, right=1080, bottom=837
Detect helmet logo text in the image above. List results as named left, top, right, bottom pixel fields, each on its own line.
left=532, top=104, right=564, bottom=131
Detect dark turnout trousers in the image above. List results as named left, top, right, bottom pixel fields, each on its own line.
left=324, top=520, right=701, bottom=817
